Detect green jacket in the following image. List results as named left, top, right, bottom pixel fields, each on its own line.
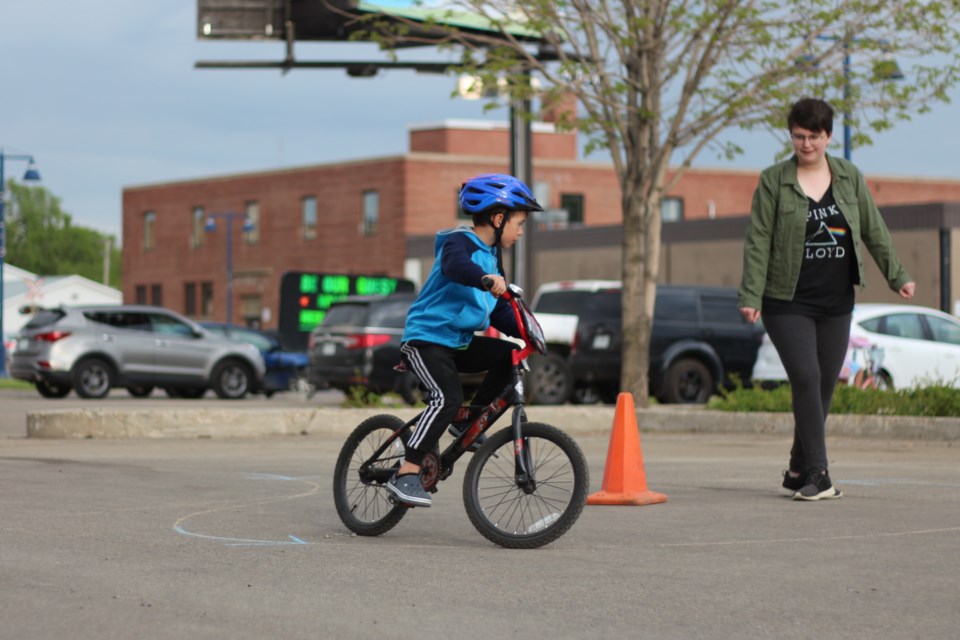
left=738, top=154, right=911, bottom=310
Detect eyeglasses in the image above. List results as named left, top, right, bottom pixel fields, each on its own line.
left=790, top=132, right=826, bottom=144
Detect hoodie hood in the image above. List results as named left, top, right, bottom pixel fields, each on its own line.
left=434, top=226, right=493, bottom=257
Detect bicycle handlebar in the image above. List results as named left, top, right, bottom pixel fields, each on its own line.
left=481, top=276, right=517, bottom=301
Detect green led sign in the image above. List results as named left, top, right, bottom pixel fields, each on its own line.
left=278, top=271, right=415, bottom=350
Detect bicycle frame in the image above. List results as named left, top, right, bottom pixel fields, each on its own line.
left=357, top=285, right=541, bottom=494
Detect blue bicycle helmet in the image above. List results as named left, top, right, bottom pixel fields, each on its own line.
left=459, top=174, right=544, bottom=215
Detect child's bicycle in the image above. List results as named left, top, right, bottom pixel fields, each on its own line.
left=841, top=335, right=889, bottom=390
left=332, top=280, right=590, bottom=548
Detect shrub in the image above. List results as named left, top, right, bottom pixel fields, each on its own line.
left=710, top=380, right=960, bottom=417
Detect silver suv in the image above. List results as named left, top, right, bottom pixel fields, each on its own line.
left=10, top=305, right=265, bottom=400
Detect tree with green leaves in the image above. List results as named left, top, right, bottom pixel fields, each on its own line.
left=4, top=181, right=121, bottom=289
left=352, top=0, right=960, bottom=405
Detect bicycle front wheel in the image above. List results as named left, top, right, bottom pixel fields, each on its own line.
left=333, top=414, right=408, bottom=536
left=462, top=422, right=589, bottom=549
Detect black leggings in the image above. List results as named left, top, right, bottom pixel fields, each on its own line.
left=762, top=313, right=851, bottom=472
left=400, top=337, right=516, bottom=466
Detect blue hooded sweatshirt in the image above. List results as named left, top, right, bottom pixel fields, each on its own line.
left=403, top=226, right=520, bottom=348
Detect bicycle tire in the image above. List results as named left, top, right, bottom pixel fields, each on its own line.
left=462, top=422, right=589, bottom=549
left=333, top=414, right=408, bottom=536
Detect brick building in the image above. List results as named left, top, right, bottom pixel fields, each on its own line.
left=122, top=119, right=960, bottom=328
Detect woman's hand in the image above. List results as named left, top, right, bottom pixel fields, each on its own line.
left=740, top=307, right=761, bottom=324
left=899, top=282, right=916, bottom=300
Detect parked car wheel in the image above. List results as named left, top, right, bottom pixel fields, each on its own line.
left=126, top=385, right=154, bottom=398
left=36, top=379, right=71, bottom=399
left=877, top=370, right=894, bottom=390
left=212, top=360, right=252, bottom=399
left=72, top=358, right=113, bottom=399
left=660, top=358, right=713, bottom=404
left=570, top=385, right=601, bottom=405
left=526, top=352, right=572, bottom=405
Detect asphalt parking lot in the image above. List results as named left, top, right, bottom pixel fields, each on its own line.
left=2, top=394, right=959, bottom=639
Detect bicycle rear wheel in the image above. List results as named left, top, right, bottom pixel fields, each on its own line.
left=462, top=422, right=589, bottom=549
left=333, top=414, right=408, bottom=536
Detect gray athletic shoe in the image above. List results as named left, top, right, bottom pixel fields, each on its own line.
left=794, top=469, right=843, bottom=501
left=386, top=473, right=432, bottom=507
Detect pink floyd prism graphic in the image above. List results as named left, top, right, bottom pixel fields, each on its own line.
left=805, top=204, right=848, bottom=260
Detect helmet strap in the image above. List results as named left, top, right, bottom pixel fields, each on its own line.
left=490, top=209, right=507, bottom=246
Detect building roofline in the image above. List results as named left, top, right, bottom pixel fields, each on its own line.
left=408, top=119, right=560, bottom=134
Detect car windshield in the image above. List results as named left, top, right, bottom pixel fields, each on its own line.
left=534, top=291, right=601, bottom=315
left=322, top=303, right=370, bottom=327
left=229, top=328, right=276, bottom=352
left=367, top=300, right=411, bottom=328
left=581, top=290, right=622, bottom=321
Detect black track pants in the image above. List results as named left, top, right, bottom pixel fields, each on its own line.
left=400, top=337, right=516, bottom=465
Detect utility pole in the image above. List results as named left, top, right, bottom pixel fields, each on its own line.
left=103, top=236, right=111, bottom=285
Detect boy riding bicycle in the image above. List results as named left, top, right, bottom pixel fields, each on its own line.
left=386, top=174, right=544, bottom=508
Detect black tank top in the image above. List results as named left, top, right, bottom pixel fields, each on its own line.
left=762, top=185, right=855, bottom=317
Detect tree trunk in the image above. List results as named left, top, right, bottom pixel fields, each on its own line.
left=620, top=180, right=662, bottom=407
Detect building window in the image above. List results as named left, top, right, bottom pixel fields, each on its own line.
left=245, top=200, right=260, bottom=244
left=150, top=284, right=163, bottom=307
left=241, top=295, right=263, bottom=329
left=135, top=285, right=147, bottom=304
left=302, top=196, right=317, bottom=240
left=191, top=206, right=205, bottom=248
left=362, top=190, right=378, bottom=236
left=184, top=282, right=197, bottom=316
left=560, top=194, right=585, bottom=225
left=143, top=211, right=156, bottom=251
left=200, top=282, right=214, bottom=317
left=661, top=197, right=684, bottom=222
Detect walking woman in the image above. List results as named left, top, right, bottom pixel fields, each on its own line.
left=738, top=98, right=915, bottom=501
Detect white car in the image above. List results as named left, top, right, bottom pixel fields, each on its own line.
left=751, top=303, right=960, bottom=389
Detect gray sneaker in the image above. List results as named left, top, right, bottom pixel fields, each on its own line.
left=386, top=473, right=432, bottom=507
left=794, top=469, right=843, bottom=501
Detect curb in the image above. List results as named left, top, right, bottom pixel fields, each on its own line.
left=25, top=406, right=960, bottom=441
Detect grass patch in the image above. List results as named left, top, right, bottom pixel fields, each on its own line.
left=0, top=378, right=32, bottom=390
left=711, top=380, right=960, bottom=417
left=339, top=386, right=413, bottom=408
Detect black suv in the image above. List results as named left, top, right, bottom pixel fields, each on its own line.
left=568, top=285, right=763, bottom=404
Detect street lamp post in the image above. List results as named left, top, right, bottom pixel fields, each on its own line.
left=205, top=212, right=254, bottom=326
left=814, top=34, right=904, bottom=161
left=0, top=148, right=41, bottom=378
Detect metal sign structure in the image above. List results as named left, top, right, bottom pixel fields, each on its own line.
left=195, top=0, right=550, bottom=290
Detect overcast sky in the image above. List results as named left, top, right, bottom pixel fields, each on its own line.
left=2, top=1, right=958, bottom=241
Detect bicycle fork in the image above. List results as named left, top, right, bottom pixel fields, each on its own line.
left=510, top=366, right=536, bottom=494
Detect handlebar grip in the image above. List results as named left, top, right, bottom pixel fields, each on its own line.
left=481, top=276, right=495, bottom=290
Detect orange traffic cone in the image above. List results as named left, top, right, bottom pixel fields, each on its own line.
left=587, top=392, right=668, bottom=506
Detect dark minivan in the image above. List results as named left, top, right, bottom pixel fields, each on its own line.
left=568, top=285, right=763, bottom=404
